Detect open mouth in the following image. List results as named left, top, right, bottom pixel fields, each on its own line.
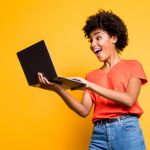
left=93, top=48, right=102, bottom=55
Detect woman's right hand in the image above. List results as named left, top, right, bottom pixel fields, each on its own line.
left=37, top=72, right=64, bottom=92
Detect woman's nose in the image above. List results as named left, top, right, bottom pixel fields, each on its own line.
left=90, top=39, right=97, bottom=48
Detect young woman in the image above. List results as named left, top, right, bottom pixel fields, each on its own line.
left=38, top=10, right=147, bottom=150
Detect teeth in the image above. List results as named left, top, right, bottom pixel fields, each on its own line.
left=93, top=48, right=101, bottom=51
left=93, top=48, right=102, bottom=54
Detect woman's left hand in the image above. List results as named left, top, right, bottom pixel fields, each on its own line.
left=67, top=77, right=90, bottom=89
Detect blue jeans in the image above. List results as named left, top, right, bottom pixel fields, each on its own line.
left=89, top=115, right=146, bottom=150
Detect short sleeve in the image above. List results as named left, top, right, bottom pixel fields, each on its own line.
left=130, top=61, right=148, bottom=85
left=83, top=89, right=95, bottom=103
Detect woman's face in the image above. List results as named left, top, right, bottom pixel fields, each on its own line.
left=89, top=28, right=117, bottom=62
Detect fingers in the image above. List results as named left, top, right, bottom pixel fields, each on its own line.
left=43, top=77, right=50, bottom=84
left=37, top=72, right=63, bottom=91
left=38, top=73, right=50, bottom=85
left=68, top=77, right=82, bottom=82
left=38, top=73, right=45, bottom=84
left=38, top=73, right=43, bottom=83
left=68, top=77, right=87, bottom=84
left=68, top=77, right=81, bottom=80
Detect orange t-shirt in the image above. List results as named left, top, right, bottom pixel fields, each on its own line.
left=85, top=60, right=147, bottom=122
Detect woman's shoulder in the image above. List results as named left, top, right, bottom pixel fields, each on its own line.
left=123, top=59, right=140, bottom=63
left=120, top=59, right=145, bottom=74
left=122, top=59, right=142, bottom=66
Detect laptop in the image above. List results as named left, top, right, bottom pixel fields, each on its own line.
left=17, top=40, right=86, bottom=90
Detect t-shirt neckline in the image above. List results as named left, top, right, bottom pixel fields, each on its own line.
left=100, top=59, right=126, bottom=74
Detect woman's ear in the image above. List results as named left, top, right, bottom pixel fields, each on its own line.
left=111, top=36, right=118, bottom=44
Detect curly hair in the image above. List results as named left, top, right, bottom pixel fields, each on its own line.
left=82, top=10, right=128, bottom=52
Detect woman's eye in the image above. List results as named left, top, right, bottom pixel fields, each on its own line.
left=96, top=36, right=101, bottom=40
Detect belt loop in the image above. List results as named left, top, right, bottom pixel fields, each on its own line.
left=117, top=116, right=121, bottom=124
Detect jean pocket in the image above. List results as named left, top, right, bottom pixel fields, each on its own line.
left=121, top=118, right=140, bottom=131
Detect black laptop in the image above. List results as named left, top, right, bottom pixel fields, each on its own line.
left=17, top=40, right=86, bottom=90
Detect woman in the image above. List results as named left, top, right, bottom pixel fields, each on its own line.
left=38, top=10, right=147, bottom=150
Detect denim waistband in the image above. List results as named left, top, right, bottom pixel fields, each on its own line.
left=94, top=114, right=138, bottom=125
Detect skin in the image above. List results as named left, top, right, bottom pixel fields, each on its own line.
left=38, top=28, right=142, bottom=118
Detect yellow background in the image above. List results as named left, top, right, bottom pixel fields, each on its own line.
left=0, top=0, right=150, bottom=149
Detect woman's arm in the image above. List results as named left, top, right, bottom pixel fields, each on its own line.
left=38, top=73, right=93, bottom=117
left=70, top=77, right=142, bottom=107
left=56, top=89, right=93, bottom=117
left=88, top=78, right=141, bottom=106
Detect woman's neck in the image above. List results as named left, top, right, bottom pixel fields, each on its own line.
left=102, top=53, right=123, bottom=72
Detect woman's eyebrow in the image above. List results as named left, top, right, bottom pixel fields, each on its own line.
left=94, top=31, right=101, bottom=36
left=89, top=31, right=101, bottom=38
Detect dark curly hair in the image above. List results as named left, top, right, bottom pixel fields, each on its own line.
left=83, top=10, right=128, bottom=52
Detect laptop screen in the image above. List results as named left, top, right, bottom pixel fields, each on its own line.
left=17, top=40, right=57, bottom=85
